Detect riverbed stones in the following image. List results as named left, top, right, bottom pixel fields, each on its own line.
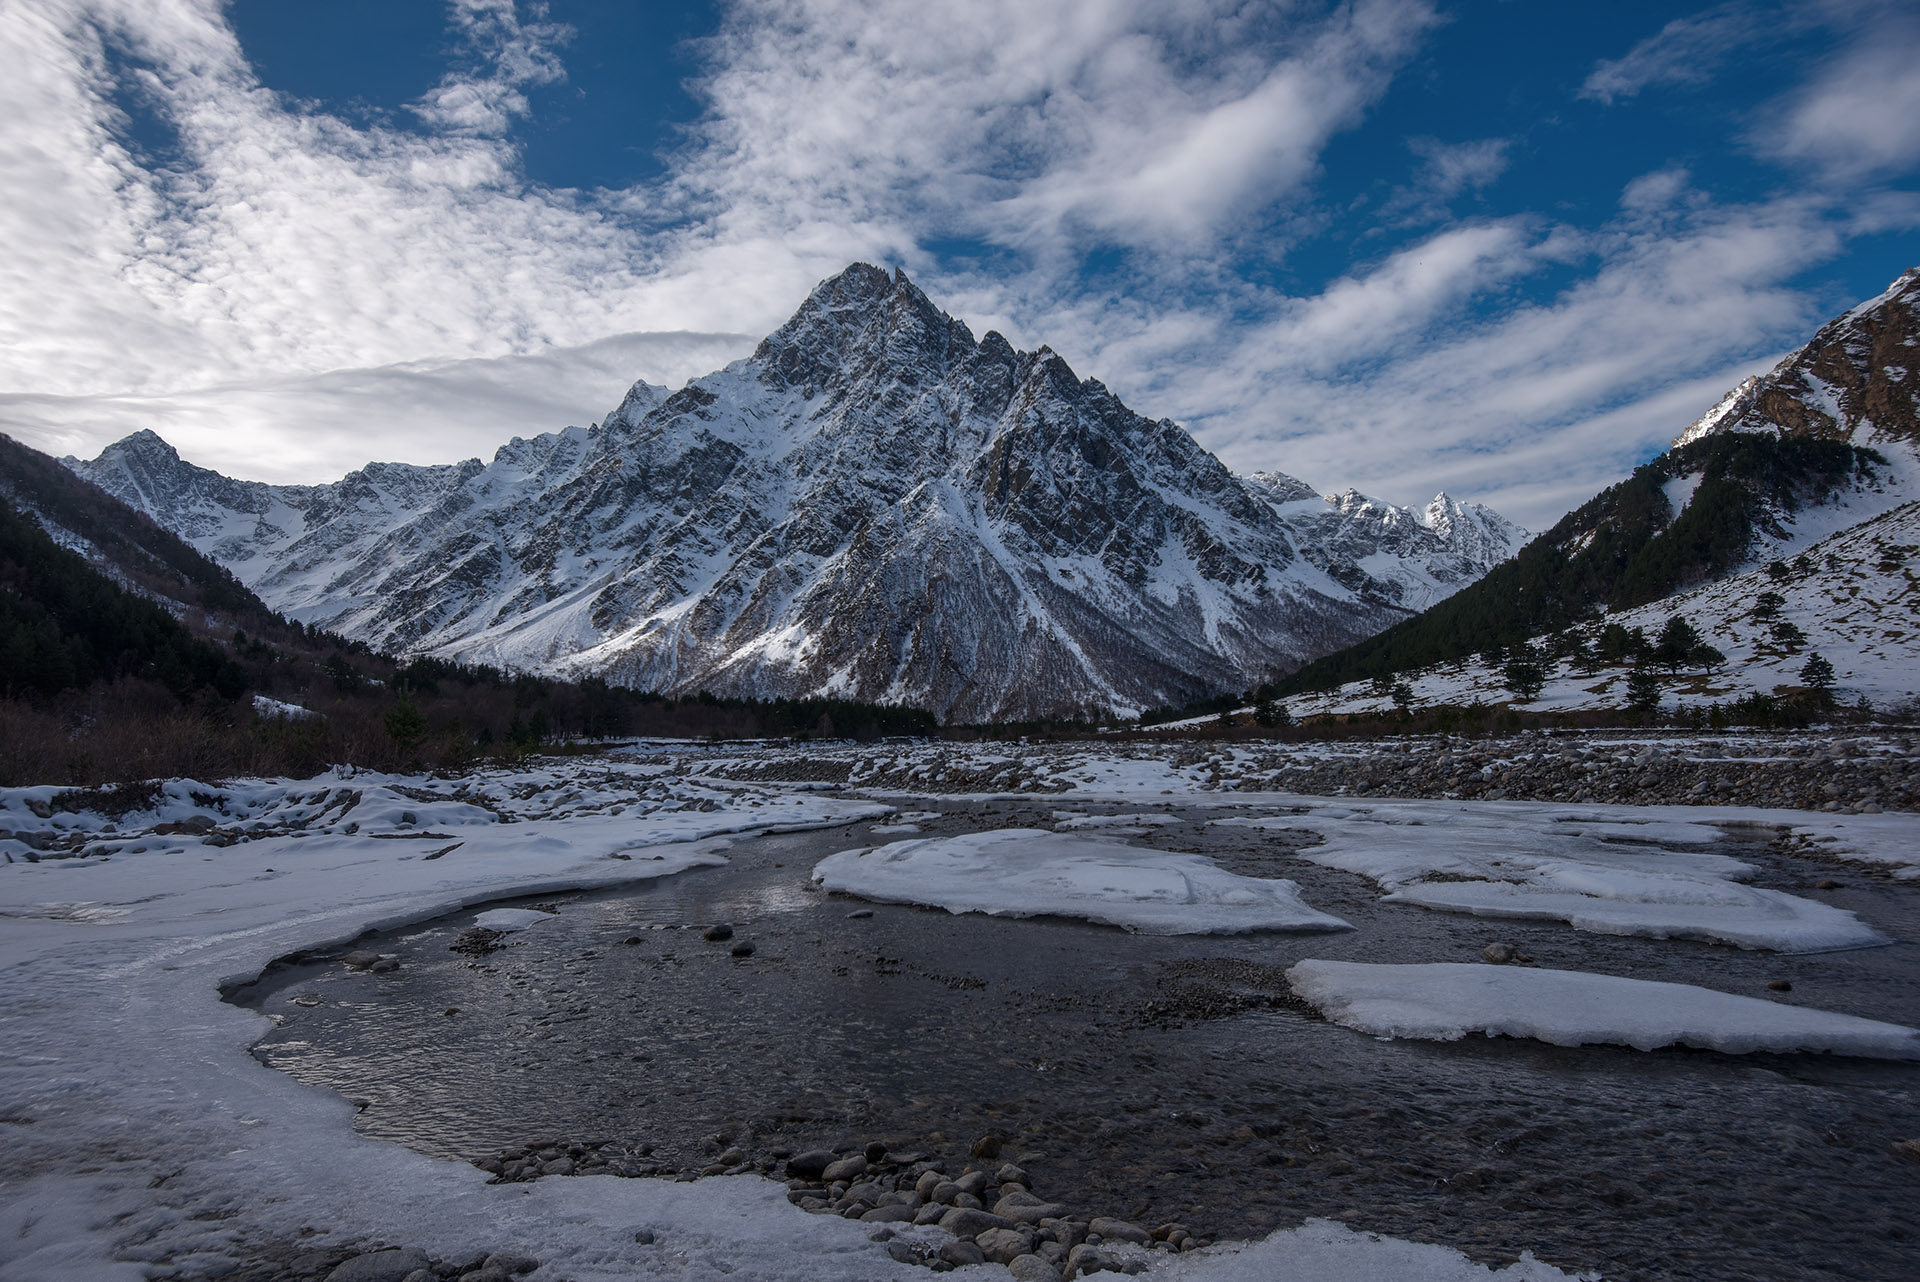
left=323, top=1248, right=431, bottom=1282
left=938, top=1241, right=986, bottom=1268
left=974, top=1227, right=1035, bottom=1264
left=1009, top=1254, right=1063, bottom=1282
left=1063, top=1244, right=1124, bottom=1278
left=1482, top=942, right=1515, bottom=964
left=702, top=924, right=733, bottom=942
left=822, top=1154, right=868, bottom=1181
left=481, top=1252, right=538, bottom=1275
left=1086, top=1218, right=1150, bottom=1246
left=786, top=1149, right=836, bottom=1178
left=940, top=1207, right=1015, bottom=1237
left=993, top=1192, right=1067, bottom=1224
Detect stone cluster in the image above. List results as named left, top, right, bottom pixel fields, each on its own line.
left=704, top=732, right=1918, bottom=813
left=297, top=1246, right=540, bottom=1282
left=777, top=1140, right=1204, bottom=1281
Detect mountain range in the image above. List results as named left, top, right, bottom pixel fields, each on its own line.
left=69, top=264, right=1521, bottom=722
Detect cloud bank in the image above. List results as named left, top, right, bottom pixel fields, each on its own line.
left=0, top=0, right=1916, bottom=527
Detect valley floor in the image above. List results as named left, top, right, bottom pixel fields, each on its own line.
left=2, top=735, right=1916, bottom=1282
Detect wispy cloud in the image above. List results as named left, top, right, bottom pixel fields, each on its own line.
left=1755, top=5, right=1920, bottom=178
left=1578, top=2, right=1768, bottom=104
left=677, top=0, right=1439, bottom=259
left=1374, top=136, right=1511, bottom=227
left=410, top=0, right=572, bottom=136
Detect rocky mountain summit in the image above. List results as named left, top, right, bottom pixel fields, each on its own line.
left=72, top=264, right=1521, bottom=721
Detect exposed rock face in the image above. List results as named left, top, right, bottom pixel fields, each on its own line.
left=1675, top=266, right=1920, bottom=451
left=71, top=264, right=1522, bottom=722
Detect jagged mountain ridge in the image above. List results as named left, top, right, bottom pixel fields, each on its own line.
left=1280, top=264, right=1920, bottom=707
left=72, top=264, right=1522, bottom=722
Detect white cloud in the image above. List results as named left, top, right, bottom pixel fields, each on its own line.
left=3, top=330, right=753, bottom=482
left=410, top=0, right=571, bottom=135
left=1, top=0, right=1915, bottom=535
left=1579, top=3, right=1763, bottom=104
left=1374, top=136, right=1511, bottom=227
left=680, top=0, right=1439, bottom=258
left=1757, top=10, right=1920, bottom=177
left=1111, top=188, right=1920, bottom=527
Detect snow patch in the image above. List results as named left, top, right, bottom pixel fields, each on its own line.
left=1287, top=960, right=1920, bottom=1058
left=1220, top=804, right=1885, bottom=952
left=812, top=828, right=1352, bottom=935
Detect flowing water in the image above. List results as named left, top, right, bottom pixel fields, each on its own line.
left=232, top=800, right=1920, bottom=1282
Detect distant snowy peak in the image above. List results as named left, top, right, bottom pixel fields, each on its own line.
left=1247, top=483, right=1527, bottom=616
left=1674, top=265, right=1920, bottom=453
left=71, top=262, right=1523, bottom=721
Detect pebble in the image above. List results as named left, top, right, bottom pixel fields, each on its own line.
left=1768, top=979, right=1794, bottom=992
left=1008, top=1253, right=1063, bottom=1282
left=939, top=1241, right=986, bottom=1267
left=730, top=940, right=756, bottom=957
left=941, top=1207, right=1015, bottom=1237
left=1087, top=1218, right=1151, bottom=1246
left=847, top=909, right=875, bottom=919
left=323, top=1249, right=432, bottom=1282
left=974, top=1227, right=1035, bottom=1264
left=481, top=1253, right=539, bottom=1276
left=702, top=924, right=734, bottom=942
left=1481, top=942, right=1515, bottom=964
left=1064, top=1244, right=1122, bottom=1279
left=822, top=1154, right=869, bottom=1182
left=994, top=1192, right=1067, bottom=1224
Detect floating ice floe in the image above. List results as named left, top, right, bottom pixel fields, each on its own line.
left=1222, top=803, right=1887, bottom=953
left=1286, top=960, right=1920, bottom=1059
left=812, top=828, right=1352, bottom=934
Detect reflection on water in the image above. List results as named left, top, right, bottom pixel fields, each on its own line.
left=235, top=805, right=1920, bottom=1282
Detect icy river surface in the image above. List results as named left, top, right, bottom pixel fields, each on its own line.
left=236, top=798, right=1920, bottom=1282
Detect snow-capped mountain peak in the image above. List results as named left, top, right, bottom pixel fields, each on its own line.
left=71, top=263, right=1523, bottom=721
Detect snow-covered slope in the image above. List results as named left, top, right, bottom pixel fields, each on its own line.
left=1287, top=266, right=1920, bottom=718
left=71, top=265, right=1522, bottom=722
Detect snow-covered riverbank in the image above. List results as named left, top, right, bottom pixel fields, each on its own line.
left=6, top=743, right=1914, bottom=1281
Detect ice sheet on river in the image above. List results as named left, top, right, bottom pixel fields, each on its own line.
left=812, top=828, right=1352, bottom=934
left=1287, top=960, right=1920, bottom=1059
left=1219, top=804, right=1885, bottom=953
left=0, top=763, right=1591, bottom=1282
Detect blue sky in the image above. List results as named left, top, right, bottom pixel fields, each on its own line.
left=2, top=0, right=1917, bottom=529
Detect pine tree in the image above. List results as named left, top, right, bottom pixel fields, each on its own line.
left=1390, top=681, right=1415, bottom=714
left=1502, top=640, right=1546, bottom=701
left=1624, top=666, right=1663, bottom=722
left=1800, top=652, right=1836, bottom=694
left=1655, top=615, right=1701, bottom=672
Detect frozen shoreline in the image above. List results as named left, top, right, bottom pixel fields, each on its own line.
left=8, top=744, right=1915, bottom=1280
